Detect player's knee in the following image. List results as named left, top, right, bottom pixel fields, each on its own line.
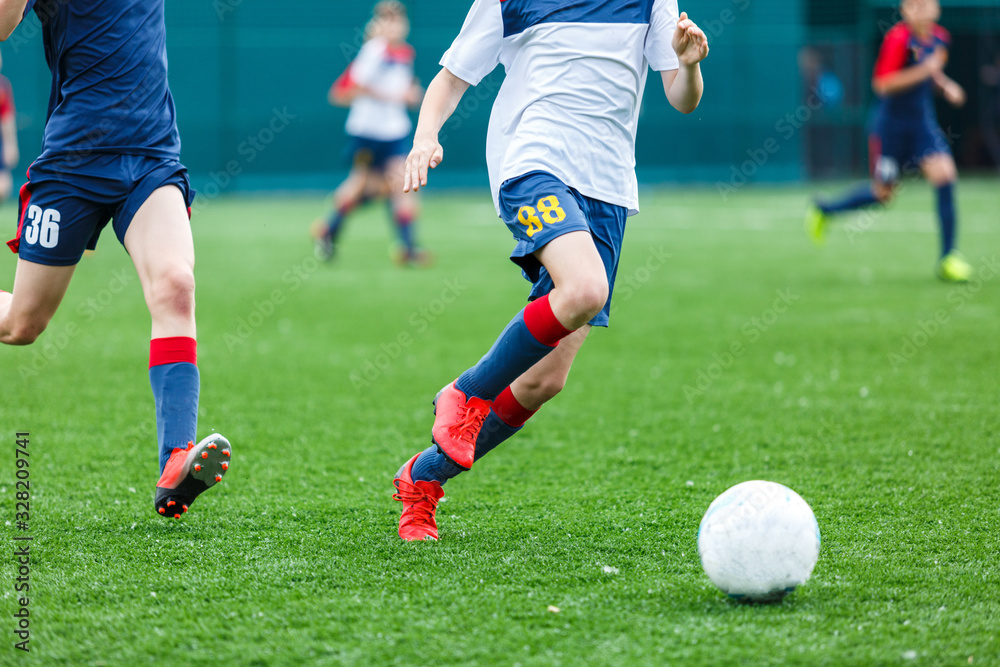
left=563, top=277, right=609, bottom=323
left=149, top=266, right=195, bottom=318
left=5, top=318, right=48, bottom=345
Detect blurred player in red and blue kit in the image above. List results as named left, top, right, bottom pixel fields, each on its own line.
left=806, top=0, right=971, bottom=282
left=0, top=0, right=231, bottom=519
left=314, top=1, right=429, bottom=266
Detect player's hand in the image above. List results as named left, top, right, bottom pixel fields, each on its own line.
left=403, top=135, right=443, bottom=192
left=941, top=79, right=966, bottom=107
left=925, top=47, right=947, bottom=74
left=672, top=12, right=709, bottom=67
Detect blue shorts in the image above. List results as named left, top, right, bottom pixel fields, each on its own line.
left=498, top=170, right=627, bottom=328
left=8, top=154, right=194, bottom=267
left=346, top=135, right=409, bottom=171
left=869, top=114, right=951, bottom=184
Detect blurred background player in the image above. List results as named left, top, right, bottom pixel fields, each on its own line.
left=0, top=0, right=231, bottom=520
left=391, top=1, right=709, bottom=541
left=805, top=0, right=972, bottom=283
left=313, top=1, right=429, bottom=267
left=0, top=47, right=18, bottom=203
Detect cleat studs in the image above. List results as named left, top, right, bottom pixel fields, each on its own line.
left=173, top=514, right=181, bottom=519
left=194, top=464, right=202, bottom=472
left=167, top=500, right=175, bottom=507
left=223, top=450, right=231, bottom=458
left=201, top=452, right=209, bottom=459
left=214, top=474, right=222, bottom=482
left=158, top=507, right=165, bottom=515
left=182, top=505, right=188, bottom=512
left=221, top=462, right=229, bottom=471
left=208, top=443, right=217, bottom=450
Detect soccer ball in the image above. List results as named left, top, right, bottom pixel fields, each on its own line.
left=697, top=480, right=820, bottom=603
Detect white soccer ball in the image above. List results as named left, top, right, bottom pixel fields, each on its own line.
left=697, top=480, right=820, bottom=603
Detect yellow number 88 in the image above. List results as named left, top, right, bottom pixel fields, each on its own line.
left=517, top=195, right=566, bottom=238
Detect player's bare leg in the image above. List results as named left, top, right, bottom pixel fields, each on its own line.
left=534, top=231, right=610, bottom=331
left=0, top=260, right=75, bottom=345
left=509, top=326, right=590, bottom=410
left=125, top=185, right=230, bottom=519
left=385, top=156, right=430, bottom=266
left=921, top=152, right=970, bottom=281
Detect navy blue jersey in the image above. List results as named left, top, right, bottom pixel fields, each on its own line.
left=873, top=21, right=950, bottom=123
left=28, top=0, right=180, bottom=160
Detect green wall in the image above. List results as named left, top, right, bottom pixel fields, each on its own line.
left=2, top=1, right=808, bottom=192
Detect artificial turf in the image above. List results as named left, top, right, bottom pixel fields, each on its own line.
left=1, top=180, right=998, bottom=665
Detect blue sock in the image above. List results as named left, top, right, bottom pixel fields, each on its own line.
left=455, top=311, right=556, bottom=401
left=474, top=411, right=521, bottom=461
left=149, top=362, right=200, bottom=473
left=936, top=183, right=956, bottom=257
left=818, top=184, right=880, bottom=215
left=410, top=445, right=463, bottom=485
left=410, top=411, right=523, bottom=484
left=394, top=211, right=416, bottom=254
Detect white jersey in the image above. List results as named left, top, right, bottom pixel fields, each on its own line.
left=441, top=0, right=680, bottom=215
left=345, top=37, right=415, bottom=142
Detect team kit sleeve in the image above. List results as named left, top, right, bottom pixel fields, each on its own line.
left=439, top=0, right=503, bottom=86
left=644, top=0, right=681, bottom=72
left=350, top=37, right=387, bottom=88
left=933, top=24, right=951, bottom=49
left=873, top=25, right=910, bottom=79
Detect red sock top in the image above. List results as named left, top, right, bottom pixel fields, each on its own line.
left=150, top=337, right=197, bottom=368
left=493, top=386, right=536, bottom=428
left=523, top=294, right=572, bottom=347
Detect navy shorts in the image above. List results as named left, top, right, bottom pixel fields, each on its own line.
left=869, top=114, right=951, bottom=185
left=346, top=135, right=409, bottom=171
left=8, top=154, right=194, bottom=267
left=498, top=170, right=627, bottom=328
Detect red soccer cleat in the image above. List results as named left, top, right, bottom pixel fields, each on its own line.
left=392, top=453, right=444, bottom=541
left=430, top=382, right=491, bottom=470
left=154, top=433, right=232, bottom=520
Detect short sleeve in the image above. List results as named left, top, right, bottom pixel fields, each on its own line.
left=645, top=0, right=679, bottom=71
left=440, top=0, right=503, bottom=86
left=351, top=38, right=386, bottom=87
left=874, top=25, right=910, bottom=79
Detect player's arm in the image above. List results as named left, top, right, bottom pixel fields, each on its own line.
left=932, top=71, right=966, bottom=107
left=660, top=12, right=708, bottom=114
left=403, top=68, right=469, bottom=192
left=872, top=26, right=946, bottom=97
left=0, top=0, right=30, bottom=41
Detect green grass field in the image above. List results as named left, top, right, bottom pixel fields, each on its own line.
left=1, top=180, right=998, bottom=665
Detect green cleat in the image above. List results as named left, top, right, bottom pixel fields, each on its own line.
left=805, top=204, right=828, bottom=246
left=936, top=252, right=973, bottom=283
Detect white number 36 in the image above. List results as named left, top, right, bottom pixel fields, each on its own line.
left=23, top=205, right=61, bottom=249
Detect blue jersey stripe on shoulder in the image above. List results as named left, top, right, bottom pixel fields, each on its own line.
left=500, top=0, right=654, bottom=38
